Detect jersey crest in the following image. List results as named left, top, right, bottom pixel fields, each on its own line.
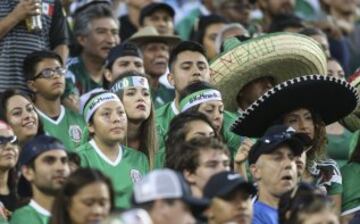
left=68, top=125, right=82, bottom=143
left=130, top=169, right=142, bottom=183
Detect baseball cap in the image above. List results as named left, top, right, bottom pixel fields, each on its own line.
left=105, top=43, right=143, bottom=69
left=203, top=171, right=256, bottom=200
left=132, top=169, right=209, bottom=215
left=139, top=3, right=175, bottom=25
left=18, top=135, right=67, bottom=197
left=248, top=125, right=311, bottom=165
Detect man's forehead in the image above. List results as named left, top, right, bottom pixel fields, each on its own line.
left=36, top=149, right=67, bottom=158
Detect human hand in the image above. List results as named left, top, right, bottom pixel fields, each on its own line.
left=234, top=138, right=254, bottom=164
left=12, top=0, right=41, bottom=21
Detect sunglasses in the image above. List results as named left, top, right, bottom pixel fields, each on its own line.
left=33, top=67, right=66, bottom=80
left=0, top=136, right=17, bottom=145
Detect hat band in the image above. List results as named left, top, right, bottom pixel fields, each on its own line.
left=110, top=76, right=150, bottom=93
left=84, top=92, right=120, bottom=123
left=180, top=89, right=222, bottom=112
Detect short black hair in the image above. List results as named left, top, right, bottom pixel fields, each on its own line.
left=298, top=27, right=326, bottom=37
left=168, top=41, right=207, bottom=71
left=23, top=50, right=63, bottom=81
left=268, top=13, right=304, bottom=33
left=179, top=81, right=218, bottom=102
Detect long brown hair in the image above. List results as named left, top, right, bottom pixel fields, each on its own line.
left=110, top=72, right=157, bottom=169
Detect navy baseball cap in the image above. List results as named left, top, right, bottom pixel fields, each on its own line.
left=203, top=171, right=256, bottom=200
left=248, top=125, right=311, bottom=165
left=139, top=3, right=175, bottom=25
left=18, top=135, right=67, bottom=197
left=105, top=43, right=143, bottom=69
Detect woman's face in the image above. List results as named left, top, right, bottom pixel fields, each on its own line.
left=122, top=86, right=151, bottom=122
left=203, top=23, right=225, bottom=60
left=198, top=101, right=224, bottom=133
left=0, top=126, right=19, bottom=170
left=68, top=181, right=111, bottom=224
left=6, top=95, right=39, bottom=144
left=327, top=59, right=345, bottom=79
left=184, top=120, right=215, bottom=141
left=89, top=101, right=127, bottom=144
left=283, top=108, right=315, bottom=140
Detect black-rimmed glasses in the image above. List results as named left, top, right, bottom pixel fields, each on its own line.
left=33, top=67, right=66, bottom=80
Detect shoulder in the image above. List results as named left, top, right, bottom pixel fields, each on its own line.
left=10, top=205, right=33, bottom=222
left=123, top=146, right=146, bottom=158
left=75, top=142, right=92, bottom=154
left=155, top=102, right=172, bottom=116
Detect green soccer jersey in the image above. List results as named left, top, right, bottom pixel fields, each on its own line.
left=77, top=140, right=149, bottom=209
left=222, top=111, right=243, bottom=157
left=341, top=162, right=360, bottom=214
left=65, top=56, right=102, bottom=96
left=36, top=106, right=87, bottom=152
left=10, top=200, right=50, bottom=224
left=151, top=84, right=175, bottom=109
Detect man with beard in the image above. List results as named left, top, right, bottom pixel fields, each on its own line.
left=10, top=135, right=70, bottom=224
left=257, top=0, right=296, bottom=32
left=23, top=50, right=86, bottom=152
left=249, top=125, right=309, bottom=224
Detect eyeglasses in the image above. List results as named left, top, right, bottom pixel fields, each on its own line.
left=0, top=136, right=17, bottom=145
left=33, top=67, right=66, bottom=80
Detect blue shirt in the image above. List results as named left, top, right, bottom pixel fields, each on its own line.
left=252, top=201, right=278, bottom=224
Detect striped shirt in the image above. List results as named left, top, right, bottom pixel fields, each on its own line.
left=0, top=0, right=68, bottom=92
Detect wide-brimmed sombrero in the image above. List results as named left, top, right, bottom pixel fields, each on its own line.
left=128, top=26, right=181, bottom=47
left=231, top=75, right=360, bottom=137
left=210, top=32, right=327, bottom=112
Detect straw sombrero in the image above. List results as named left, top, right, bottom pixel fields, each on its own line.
left=210, top=32, right=327, bottom=112
left=231, top=75, right=360, bottom=137
left=128, top=26, right=181, bottom=47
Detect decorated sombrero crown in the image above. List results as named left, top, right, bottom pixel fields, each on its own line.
left=231, top=75, right=360, bottom=137
left=210, top=32, right=328, bottom=112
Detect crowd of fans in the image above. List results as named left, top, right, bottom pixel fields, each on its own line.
left=1, top=0, right=360, bottom=223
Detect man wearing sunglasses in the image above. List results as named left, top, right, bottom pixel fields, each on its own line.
left=0, top=121, right=19, bottom=221
left=23, top=50, right=86, bottom=152
left=249, top=125, right=310, bottom=224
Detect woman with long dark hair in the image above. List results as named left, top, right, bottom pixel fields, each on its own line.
left=51, top=168, right=115, bottom=224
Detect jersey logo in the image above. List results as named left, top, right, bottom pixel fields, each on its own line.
left=68, top=125, right=82, bottom=143
left=130, top=169, right=142, bottom=183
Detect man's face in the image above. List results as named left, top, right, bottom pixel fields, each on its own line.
left=29, top=58, right=66, bottom=100
left=251, top=145, right=298, bottom=198
left=218, top=0, right=251, bottom=26
left=209, top=190, right=253, bottom=224
left=110, top=56, right=145, bottom=80
left=78, top=17, right=120, bottom=60
left=187, top=149, right=230, bottom=191
left=169, top=51, right=210, bottom=93
left=142, top=42, right=169, bottom=79
left=237, top=77, right=274, bottom=110
left=259, top=0, right=295, bottom=16
left=23, top=150, right=70, bottom=196
left=143, top=9, right=174, bottom=35
left=203, top=23, right=225, bottom=60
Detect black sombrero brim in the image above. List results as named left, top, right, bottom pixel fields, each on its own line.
left=231, top=75, right=360, bottom=137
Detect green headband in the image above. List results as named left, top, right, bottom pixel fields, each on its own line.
left=83, top=92, right=120, bottom=123
left=110, top=76, right=150, bottom=93
left=180, top=89, right=222, bottom=112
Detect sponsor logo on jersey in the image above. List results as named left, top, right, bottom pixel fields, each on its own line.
left=130, top=169, right=142, bottom=183
left=68, top=125, right=82, bottom=143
